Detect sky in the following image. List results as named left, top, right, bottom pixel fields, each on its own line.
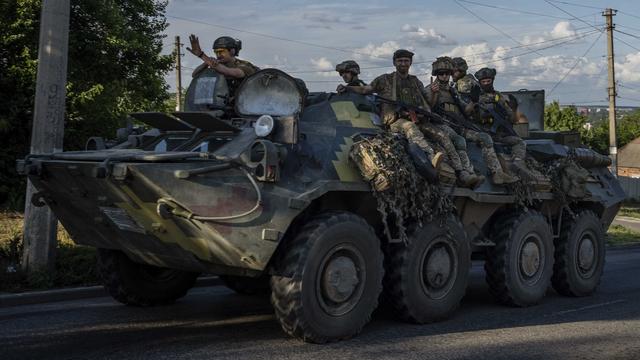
left=161, top=0, right=640, bottom=106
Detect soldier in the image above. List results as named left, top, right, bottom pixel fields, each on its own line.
left=424, top=56, right=484, bottom=187
left=335, top=60, right=367, bottom=87
left=186, top=34, right=258, bottom=97
left=450, top=59, right=518, bottom=185
left=337, top=49, right=442, bottom=169
left=474, top=67, right=527, bottom=166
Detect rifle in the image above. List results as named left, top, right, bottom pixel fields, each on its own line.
left=478, top=101, right=518, bottom=137
left=374, top=95, right=448, bottom=126
left=447, top=85, right=518, bottom=137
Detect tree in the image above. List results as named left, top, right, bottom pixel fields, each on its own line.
left=544, top=101, right=640, bottom=155
left=0, top=0, right=172, bottom=208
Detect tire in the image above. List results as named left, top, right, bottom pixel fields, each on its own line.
left=385, top=215, right=470, bottom=323
left=220, top=275, right=271, bottom=295
left=485, top=211, right=554, bottom=307
left=98, top=249, right=199, bottom=306
left=270, top=211, right=384, bottom=343
left=552, top=210, right=606, bottom=297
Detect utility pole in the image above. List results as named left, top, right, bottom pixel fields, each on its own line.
left=175, top=36, right=183, bottom=111
left=604, top=8, right=618, bottom=177
left=22, top=0, right=71, bottom=272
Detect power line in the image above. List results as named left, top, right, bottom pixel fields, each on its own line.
left=458, top=0, right=602, bottom=22
left=288, top=29, right=599, bottom=74
left=468, top=30, right=599, bottom=68
left=547, top=1, right=603, bottom=11
left=548, top=30, right=604, bottom=94
left=617, top=24, right=640, bottom=33
left=618, top=10, right=640, bottom=21
left=616, top=36, right=640, bottom=52
left=454, top=0, right=545, bottom=57
left=544, top=0, right=604, bottom=34
left=457, top=0, right=570, bottom=20
left=167, top=14, right=389, bottom=61
left=615, top=29, right=640, bottom=41
left=618, top=96, right=640, bottom=103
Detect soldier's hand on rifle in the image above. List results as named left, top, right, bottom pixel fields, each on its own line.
left=187, top=34, right=204, bottom=57
left=336, top=84, right=347, bottom=93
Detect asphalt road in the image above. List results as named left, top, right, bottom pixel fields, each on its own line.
left=1, top=247, right=639, bottom=360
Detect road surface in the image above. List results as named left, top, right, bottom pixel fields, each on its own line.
left=1, top=247, right=639, bottom=360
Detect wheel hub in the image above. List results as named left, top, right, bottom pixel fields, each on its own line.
left=322, top=256, right=359, bottom=303
left=424, top=246, right=453, bottom=290
left=520, top=241, right=541, bottom=278
left=578, top=235, right=596, bottom=273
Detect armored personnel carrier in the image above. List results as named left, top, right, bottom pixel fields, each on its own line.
left=18, top=68, right=625, bottom=343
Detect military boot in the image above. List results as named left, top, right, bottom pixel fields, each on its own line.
left=491, top=170, right=518, bottom=185
left=457, top=170, right=485, bottom=188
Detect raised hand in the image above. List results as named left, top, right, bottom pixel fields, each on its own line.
left=187, top=34, right=204, bottom=57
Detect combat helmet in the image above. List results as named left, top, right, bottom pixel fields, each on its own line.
left=475, top=67, right=497, bottom=80
left=451, top=57, right=468, bottom=72
left=213, top=36, right=242, bottom=55
left=335, top=60, right=361, bottom=75
left=432, top=56, right=453, bottom=76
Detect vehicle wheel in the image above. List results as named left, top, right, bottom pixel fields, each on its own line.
left=485, top=210, right=554, bottom=307
left=270, top=211, right=384, bottom=343
left=220, top=275, right=271, bottom=295
left=552, top=210, right=606, bottom=297
left=98, top=249, right=199, bottom=306
left=385, top=215, right=470, bottom=323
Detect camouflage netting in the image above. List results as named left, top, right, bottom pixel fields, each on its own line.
left=545, top=150, right=590, bottom=205
left=349, top=133, right=454, bottom=243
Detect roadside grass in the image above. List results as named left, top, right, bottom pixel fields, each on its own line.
left=0, top=212, right=98, bottom=293
left=607, top=224, right=640, bottom=246
left=618, top=204, right=640, bottom=219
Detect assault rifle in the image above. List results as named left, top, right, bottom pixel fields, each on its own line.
left=447, top=86, right=517, bottom=137
left=478, top=101, right=518, bottom=137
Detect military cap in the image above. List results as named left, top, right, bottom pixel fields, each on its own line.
left=393, top=49, right=414, bottom=60
left=431, top=56, right=453, bottom=76
left=213, top=36, right=242, bottom=55
left=474, top=67, right=497, bottom=80
left=451, top=57, right=468, bottom=72
left=335, top=60, right=361, bottom=75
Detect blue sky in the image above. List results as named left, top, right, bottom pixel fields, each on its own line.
left=162, top=0, right=640, bottom=106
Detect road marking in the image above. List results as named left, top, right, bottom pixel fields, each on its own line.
left=551, top=299, right=627, bottom=316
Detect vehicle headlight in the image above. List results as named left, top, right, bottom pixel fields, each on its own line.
left=254, top=115, right=274, bottom=137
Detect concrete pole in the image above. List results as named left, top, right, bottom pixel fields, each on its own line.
left=22, top=0, right=70, bottom=272
left=604, top=8, right=618, bottom=177
left=175, top=36, right=183, bottom=111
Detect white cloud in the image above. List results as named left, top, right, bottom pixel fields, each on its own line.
left=401, top=24, right=456, bottom=47
left=310, top=57, right=334, bottom=71
left=355, top=41, right=401, bottom=59
left=616, top=52, right=640, bottom=82
left=550, top=21, right=577, bottom=39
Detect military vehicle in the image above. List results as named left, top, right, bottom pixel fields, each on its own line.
left=18, top=68, right=625, bottom=343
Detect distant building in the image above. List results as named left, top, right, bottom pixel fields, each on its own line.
left=618, top=137, right=640, bottom=178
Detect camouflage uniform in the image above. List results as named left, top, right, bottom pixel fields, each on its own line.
left=477, top=90, right=526, bottom=160
left=369, top=72, right=435, bottom=158
left=424, top=82, right=475, bottom=174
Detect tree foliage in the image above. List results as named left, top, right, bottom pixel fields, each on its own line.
left=544, top=101, right=640, bottom=155
left=0, top=0, right=172, bottom=208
